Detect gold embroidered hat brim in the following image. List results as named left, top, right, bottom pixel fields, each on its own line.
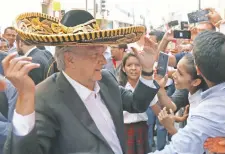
left=14, top=12, right=145, bottom=46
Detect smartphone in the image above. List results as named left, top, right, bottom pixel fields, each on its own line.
left=188, top=10, right=209, bottom=24
left=157, top=52, right=169, bottom=77
left=181, top=21, right=189, bottom=30
left=220, top=24, right=225, bottom=34
left=168, top=20, right=179, bottom=28
left=174, top=30, right=191, bottom=39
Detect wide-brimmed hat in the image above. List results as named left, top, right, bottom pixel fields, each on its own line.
left=14, top=10, right=145, bottom=46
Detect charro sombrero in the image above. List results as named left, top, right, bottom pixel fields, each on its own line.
left=14, top=10, right=145, bottom=46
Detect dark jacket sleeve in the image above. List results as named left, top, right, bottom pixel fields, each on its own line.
left=28, top=58, right=45, bottom=85
left=120, top=80, right=159, bottom=113
left=103, top=70, right=159, bottom=113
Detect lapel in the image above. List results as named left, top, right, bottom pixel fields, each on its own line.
left=55, top=72, right=111, bottom=148
left=98, top=81, right=125, bottom=152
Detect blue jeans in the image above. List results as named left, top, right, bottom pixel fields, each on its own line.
left=146, top=108, right=167, bottom=151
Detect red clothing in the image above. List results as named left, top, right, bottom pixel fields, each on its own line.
left=112, top=58, right=116, bottom=68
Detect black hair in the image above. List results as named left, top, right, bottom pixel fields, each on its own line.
left=193, top=31, right=225, bottom=84
left=4, top=27, right=16, bottom=34
left=118, top=44, right=128, bottom=52
left=149, top=30, right=165, bottom=42
left=118, top=53, right=137, bottom=87
left=37, top=46, right=46, bottom=50
left=182, top=54, right=207, bottom=91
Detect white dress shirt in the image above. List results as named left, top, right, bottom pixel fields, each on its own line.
left=149, top=82, right=225, bottom=154
left=24, top=46, right=37, bottom=57
left=12, top=71, right=157, bottom=153
left=187, top=89, right=202, bottom=123
left=123, top=82, right=158, bottom=124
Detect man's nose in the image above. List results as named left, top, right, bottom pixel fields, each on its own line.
left=131, top=65, right=136, bottom=69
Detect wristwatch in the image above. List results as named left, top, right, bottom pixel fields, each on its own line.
left=141, top=70, right=154, bottom=76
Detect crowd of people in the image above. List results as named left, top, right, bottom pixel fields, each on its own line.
left=0, top=7, right=225, bottom=154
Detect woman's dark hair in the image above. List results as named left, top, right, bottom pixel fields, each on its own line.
left=118, top=53, right=137, bottom=87
left=182, top=53, right=208, bottom=91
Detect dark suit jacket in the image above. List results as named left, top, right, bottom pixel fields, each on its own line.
left=0, top=52, right=7, bottom=75
left=4, top=70, right=159, bottom=154
left=28, top=48, right=55, bottom=85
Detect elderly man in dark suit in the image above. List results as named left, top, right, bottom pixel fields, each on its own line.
left=2, top=10, right=162, bottom=154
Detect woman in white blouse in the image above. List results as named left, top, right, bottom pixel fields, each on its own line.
left=158, top=54, right=208, bottom=135
left=118, top=53, right=174, bottom=154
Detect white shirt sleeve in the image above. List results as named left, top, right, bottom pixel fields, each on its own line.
left=139, top=76, right=156, bottom=89
left=12, top=110, right=35, bottom=136
left=149, top=96, right=158, bottom=107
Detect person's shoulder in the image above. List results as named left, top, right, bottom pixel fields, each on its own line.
left=31, top=48, right=53, bottom=64
left=36, top=72, right=59, bottom=95
left=101, top=69, right=116, bottom=79
left=101, top=69, right=118, bottom=85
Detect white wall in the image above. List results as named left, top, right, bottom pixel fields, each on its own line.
left=0, top=0, right=42, bottom=33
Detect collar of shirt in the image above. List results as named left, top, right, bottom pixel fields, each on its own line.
left=62, top=71, right=100, bottom=101
left=188, top=89, right=202, bottom=105
left=24, top=46, right=37, bottom=57
left=125, top=82, right=134, bottom=92
left=201, top=82, right=225, bottom=100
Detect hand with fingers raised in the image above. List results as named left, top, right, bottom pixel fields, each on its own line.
left=153, top=70, right=168, bottom=89
left=158, top=107, right=177, bottom=135
left=2, top=52, right=40, bottom=115
left=132, top=37, right=158, bottom=74
left=205, top=8, right=223, bottom=28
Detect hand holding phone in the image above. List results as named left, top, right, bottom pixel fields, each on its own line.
left=157, top=52, right=169, bottom=77
left=174, top=30, right=191, bottom=39
left=188, top=10, right=209, bottom=24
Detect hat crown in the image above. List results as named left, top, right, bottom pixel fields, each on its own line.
left=60, top=10, right=94, bottom=27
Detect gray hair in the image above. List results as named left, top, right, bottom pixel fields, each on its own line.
left=54, top=46, right=74, bottom=71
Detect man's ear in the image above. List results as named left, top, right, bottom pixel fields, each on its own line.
left=64, top=52, right=75, bottom=69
